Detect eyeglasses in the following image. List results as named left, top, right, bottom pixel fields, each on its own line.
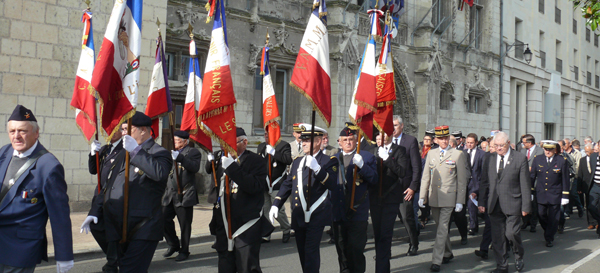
left=236, top=139, right=245, bottom=144
left=493, top=143, right=507, bottom=148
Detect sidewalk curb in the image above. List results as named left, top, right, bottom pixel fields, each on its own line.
left=48, top=232, right=216, bottom=262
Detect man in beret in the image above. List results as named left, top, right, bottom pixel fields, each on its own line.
left=0, top=105, right=74, bottom=273
left=330, top=123, right=378, bottom=273
left=257, top=128, right=293, bottom=243
left=419, top=125, right=470, bottom=272
left=270, top=123, right=339, bottom=272
left=101, top=111, right=172, bottom=272
left=213, top=127, right=273, bottom=272
left=162, top=130, right=202, bottom=261
left=80, top=119, right=124, bottom=271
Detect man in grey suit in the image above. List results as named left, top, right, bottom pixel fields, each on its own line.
left=419, top=125, right=469, bottom=272
left=520, top=134, right=543, bottom=232
left=479, top=131, right=531, bottom=273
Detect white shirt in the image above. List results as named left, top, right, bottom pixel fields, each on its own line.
left=467, top=148, right=476, bottom=165
left=496, top=149, right=510, bottom=172
left=546, top=155, right=554, bottom=163
left=383, top=142, right=392, bottom=151
left=342, top=149, right=357, bottom=156
left=13, top=141, right=39, bottom=158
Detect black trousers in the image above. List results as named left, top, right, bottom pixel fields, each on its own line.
left=398, top=198, right=419, bottom=247
left=588, top=184, right=600, bottom=234
left=489, top=204, right=524, bottom=270
left=217, top=242, right=262, bottom=273
left=523, top=194, right=539, bottom=227
left=582, top=190, right=598, bottom=225
left=90, top=226, right=108, bottom=254
left=294, top=225, right=325, bottom=273
left=479, top=212, right=492, bottom=252
left=370, top=202, right=399, bottom=273
left=467, top=198, right=479, bottom=230
left=106, top=240, right=158, bottom=273
left=449, top=207, right=468, bottom=239
left=332, top=221, right=368, bottom=273
left=538, top=203, right=561, bottom=242
left=163, top=204, right=194, bottom=253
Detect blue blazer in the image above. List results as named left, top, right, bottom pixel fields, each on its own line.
left=468, top=148, right=485, bottom=196
left=0, top=143, right=73, bottom=267
left=329, top=150, right=378, bottom=222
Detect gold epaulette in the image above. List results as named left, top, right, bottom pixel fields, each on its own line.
left=330, top=156, right=337, bottom=159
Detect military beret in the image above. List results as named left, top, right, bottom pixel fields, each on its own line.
left=9, top=105, right=37, bottom=122
left=125, top=111, right=152, bottom=127
left=236, top=127, right=246, bottom=137
left=340, top=122, right=359, bottom=137
left=174, top=130, right=189, bottom=139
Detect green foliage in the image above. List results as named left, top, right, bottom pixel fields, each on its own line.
left=572, top=0, right=600, bottom=31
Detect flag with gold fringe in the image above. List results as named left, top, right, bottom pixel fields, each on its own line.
left=261, top=39, right=281, bottom=147
left=374, top=14, right=397, bottom=137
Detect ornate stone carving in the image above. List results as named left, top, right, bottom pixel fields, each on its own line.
left=441, top=75, right=456, bottom=102
left=464, top=68, right=492, bottom=106
left=176, top=9, right=200, bottom=25
left=340, top=30, right=360, bottom=70
left=247, top=23, right=297, bottom=74
left=393, top=58, right=418, bottom=136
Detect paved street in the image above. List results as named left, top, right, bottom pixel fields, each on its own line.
left=36, top=212, right=600, bottom=273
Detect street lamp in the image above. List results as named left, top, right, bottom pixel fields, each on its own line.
left=523, top=45, right=532, bottom=64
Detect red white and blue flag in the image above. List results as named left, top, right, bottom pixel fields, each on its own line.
left=91, top=0, right=142, bottom=140
left=290, top=0, right=332, bottom=127
left=145, top=35, right=172, bottom=139
left=180, top=39, right=212, bottom=151
left=460, top=0, right=474, bottom=10
left=349, top=35, right=378, bottom=141
left=200, top=0, right=238, bottom=156
left=71, top=9, right=97, bottom=143
left=374, top=17, right=397, bottom=137
left=261, top=43, right=281, bottom=147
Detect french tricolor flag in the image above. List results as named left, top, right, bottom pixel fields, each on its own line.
left=261, top=44, right=281, bottom=147
left=145, top=35, right=172, bottom=139
left=180, top=39, right=212, bottom=151
left=374, top=20, right=397, bottom=137
left=199, top=0, right=238, bottom=156
left=91, top=0, right=142, bottom=139
left=70, top=9, right=97, bottom=143
left=290, top=0, right=332, bottom=127
left=349, top=35, right=378, bottom=141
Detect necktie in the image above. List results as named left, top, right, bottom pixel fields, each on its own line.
left=547, top=157, right=551, bottom=166
left=298, top=142, right=301, bottom=153
left=394, top=138, right=399, bottom=145
left=527, top=149, right=531, bottom=160
left=467, top=149, right=473, bottom=167
left=440, top=150, right=444, bottom=161
left=498, top=155, right=504, bottom=179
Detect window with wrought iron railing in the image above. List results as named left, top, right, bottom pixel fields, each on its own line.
left=573, top=19, right=577, bottom=34
left=556, top=58, right=563, bottom=73
left=587, top=28, right=591, bottom=42
left=555, top=7, right=561, bottom=24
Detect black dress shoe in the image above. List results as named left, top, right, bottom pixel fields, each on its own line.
left=175, top=252, right=190, bottom=262
left=558, top=225, right=564, bottom=234
left=262, top=237, right=271, bottom=243
left=474, top=250, right=488, bottom=259
left=163, top=247, right=180, bottom=258
left=521, top=222, right=530, bottom=230
left=468, top=229, right=477, bottom=235
left=442, top=254, right=454, bottom=264
left=328, top=238, right=335, bottom=244
left=406, top=245, right=418, bottom=256
left=579, top=209, right=585, bottom=218
left=282, top=232, right=291, bottom=243
left=515, top=258, right=524, bottom=272
left=530, top=226, right=536, bottom=233
left=490, top=268, right=508, bottom=273
left=430, top=264, right=441, bottom=272
left=461, top=237, right=468, bottom=245
left=546, top=241, right=553, bottom=247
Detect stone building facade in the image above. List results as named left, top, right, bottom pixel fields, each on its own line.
left=0, top=0, right=502, bottom=211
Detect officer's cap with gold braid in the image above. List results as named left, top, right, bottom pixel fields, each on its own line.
left=292, top=123, right=303, bottom=132
left=340, top=122, right=359, bottom=137
left=541, top=140, right=559, bottom=149
left=9, top=105, right=37, bottom=122
left=435, top=125, right=450, bottom=138
left=299, top=123, right=326, bottom=139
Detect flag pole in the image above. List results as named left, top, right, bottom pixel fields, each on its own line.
left=350, top=130, right=361, bottom=211
left=306, top=110, right=316, bottom=212
left=120, top=118, right=131, bottom=244
left=378, top=130, right=383, bottom=204
left=224, top=151, right=232, bottom=239
left=85, top=0, right=101, bottom=195
left=264, top=29, right=273, bottom=188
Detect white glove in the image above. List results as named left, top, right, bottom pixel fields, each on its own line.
left=207, top=153, right=214, bottom=162
left=266, top=145, right=276, bottom=156
left=80, top=215, right=98, bottom=234
left=561, top=198, right=569, bottom=206
left=353, top=153, right=364, bottom=168
left=377, top=147, right=390, bottom=161
left=455, top=203, right=463, bottom=212
left=56, top=260, right=74, bottom=273
left=90, top=140, right=101, bottom=156
left=305, top=155, right=321, bottom=173
left=171, top=150, right=180, bottom=160
left=269, top=206, right=279, bottom=224
left=418, top=199, right=425, bottom=208
left=122, top=135, right=139, bottom=152
left=531, top=194, right=534, bottom=201
left=221, top=155, right=235, bottom=169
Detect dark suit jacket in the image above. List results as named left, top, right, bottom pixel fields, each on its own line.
left=275, top=151, right=338, bottom=228
left=467, top=148, right=485, bottom=196
left=0, top=143, right=73, bottom=267
left=257, top=141, right=293, bottom=191
left=162, top=145, right=201, bottom=207
left=330, top=150, right=378, bottom=222
left=206, top=150, right=224, bottom=204
left=530, top=155, right=570, bottom=205
left=521, top=145, right=544, bottom=168
left=88, top=140, right=124, bottom=231
left=369, top=144, right=407, bottom=204
left=480, top=150, right=531, bottom=216
left=398, top=133, right=422, bottom=192
left=103, top=139, right=172, bottom=242
left=577, top=153, right=597, bottom=193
